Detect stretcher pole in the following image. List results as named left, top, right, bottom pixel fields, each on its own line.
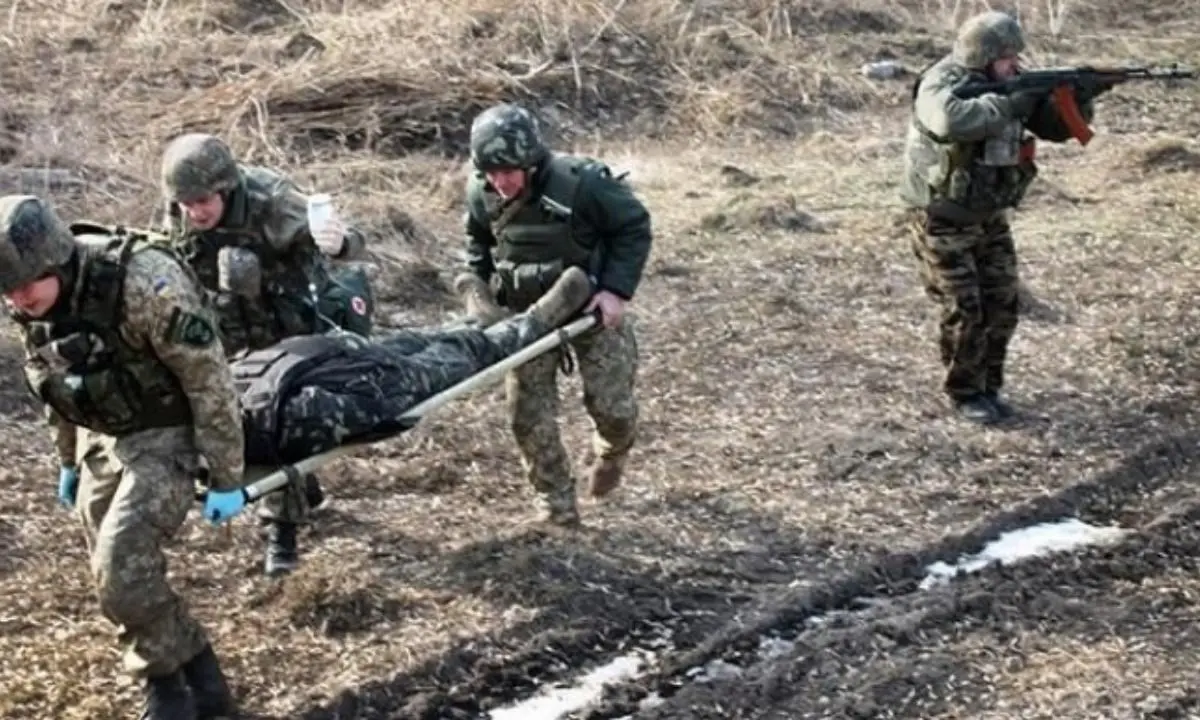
left=237, top=313, right=599, bottom=503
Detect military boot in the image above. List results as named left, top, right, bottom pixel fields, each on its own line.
left=588, top=454, right=627, bottom=498
left=182, top=644, right=238, bottom=719
left=263, top=521, right=299, bottom=577
left=982, top=390, right=1016, bottom=420
left=953, top=394, right=1000, bottom=425
left=139, top=671, right=197, bottom=720
left=453, top=273, right=506, bottom=326
left=526, top=267, right=593, bottom=328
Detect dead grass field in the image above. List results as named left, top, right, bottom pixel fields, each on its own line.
left=4, top=0, right=1200, bottom=718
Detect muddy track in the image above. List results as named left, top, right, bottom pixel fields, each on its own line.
left=623, top=500, right=1200, bottom=719
left=268, top=430, right=1200, bottom=719
left=290, top=527, right=774, bottom=720
left=580, top=431, right=1200, bottom=719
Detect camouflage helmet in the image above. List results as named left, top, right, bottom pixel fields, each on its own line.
left=0, top=195, right=76, bottom=294
left=953, top=11, right=1026, bottom=69
left=469, top=103, right=548, bottom=171
left=160, top=133, right=240, bottom=202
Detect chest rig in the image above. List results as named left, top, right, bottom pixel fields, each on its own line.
left=19, top=228, right=194, bottom=436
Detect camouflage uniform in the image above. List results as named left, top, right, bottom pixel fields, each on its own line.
left=235, top=267, right=593, bottom=465
left=160, top=132, right=372, bottom=575
left=900, top=11, right=1108, bottom=424
left=460, top=104, right=652, bottom=525
left=0, top=195, right=240, bottom=720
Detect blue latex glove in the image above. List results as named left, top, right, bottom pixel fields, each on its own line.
left=57, top=466, right=79, bottom=508
left=203, top=488, right=248, bottom=525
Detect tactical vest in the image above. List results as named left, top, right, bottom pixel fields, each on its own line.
left=906, top=65, right=1038, bottom=223
left=174, top=166, right=327, bottom=349
left=487, top=155, right=608, bottom=309
left=19, top=228, right=195, bottom=437
left=231, top=334, right=344, bottom=464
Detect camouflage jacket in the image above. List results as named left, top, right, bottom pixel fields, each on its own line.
left=463, top=152, right=653, bottom=304
left=15, top=227, right=244, bottom=489
left=900, top=55, right=1096, bottom=223
left=165, top=165, right=368, bottom=355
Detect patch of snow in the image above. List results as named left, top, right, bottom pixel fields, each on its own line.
left=919, top=518, right=1130, bottom=590
left=488, top=653, right=647, bottom=720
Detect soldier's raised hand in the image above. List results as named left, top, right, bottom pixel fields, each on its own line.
left=313, top=219, right=348, bottom=256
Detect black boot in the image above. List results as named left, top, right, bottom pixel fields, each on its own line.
left=182, top=645, right=238, bottom=719
left=139, top=670, right=197, bottom=720
left=953, top=394, right=1000, bottom=425
left=982, top=390, right=1016, bottom=420
left=264, top=521, right=299, bottom=577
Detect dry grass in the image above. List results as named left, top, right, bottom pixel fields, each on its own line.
left=4, top=0, right=1200, bottom=717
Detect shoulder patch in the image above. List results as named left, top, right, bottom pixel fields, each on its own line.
left=165, top=308, right=216, bottom=347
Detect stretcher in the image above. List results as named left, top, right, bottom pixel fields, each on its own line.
left=234, top=313, right=599, bottom=504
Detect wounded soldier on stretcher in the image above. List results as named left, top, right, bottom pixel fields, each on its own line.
left=222, top=247, right=595, bottom=467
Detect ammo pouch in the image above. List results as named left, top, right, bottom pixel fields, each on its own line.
left=212, top=293, right=279, bottom=354
left=27, top=332, right=192, bottom=437
left=943, top=160, right=1037, bottom=217
left=934, top=136, right=1038, bottom=226
left=493, top=258, right=565, bottom=312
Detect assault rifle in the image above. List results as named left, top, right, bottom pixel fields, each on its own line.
left=952, top=64, right=1197, bottom=145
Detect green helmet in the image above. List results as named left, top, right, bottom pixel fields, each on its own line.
left=0, top=195, right=76, bottom=294
left=953, top=11, right=1026, bottom=69
left=161, top=133, right=240, bottom=202
left=469, top=103, right=548, bottom=171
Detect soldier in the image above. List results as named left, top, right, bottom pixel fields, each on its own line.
left=900, top=11, right=1113, bottom=424
left=197, top=264, right=595, bottom=529
left=160, top=132, right=371, bottom=576
left=0, top=195, right=241, bottom=719
left=456, top=103, right=653, bottom=526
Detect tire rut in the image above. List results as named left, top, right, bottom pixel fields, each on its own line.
left=583, top=432, right=1200, bottom=719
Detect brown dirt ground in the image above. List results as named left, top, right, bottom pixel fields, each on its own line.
left=4, top=0, right=1200, bottom=718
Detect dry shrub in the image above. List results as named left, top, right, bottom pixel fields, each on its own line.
left=114, top=0, right=932, bottom=159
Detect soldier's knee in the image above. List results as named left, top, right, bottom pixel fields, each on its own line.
left=93, top=540, right=161, bottom=625
left=991, top=303, right=1020, bottom=332
left=584, top=392, right=638, bottom=435
left=508, top=384, right=558, bottom=439
left=511, top=411, right=556, bottom=445
left=947, top=289, right=984, bottom=325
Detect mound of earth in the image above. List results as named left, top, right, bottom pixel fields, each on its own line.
left=699, top=192, right=833, bottom=234
left=135, top=0, right=931, bottom=158
left=1136, top=140, right=1200, bottom=174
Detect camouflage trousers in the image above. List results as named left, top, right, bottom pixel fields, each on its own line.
left=75, top=426, right=210, bottom=679
left=506, top=315, right=639, bottom=513
left=908, top=210, right=1020, bottom=400
left=256, top=471, right=323, bottom=525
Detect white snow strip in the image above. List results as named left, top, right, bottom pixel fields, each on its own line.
left=919, top=518, right=1130, bottom=590
left=488, top=653, right=647, bottom=720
